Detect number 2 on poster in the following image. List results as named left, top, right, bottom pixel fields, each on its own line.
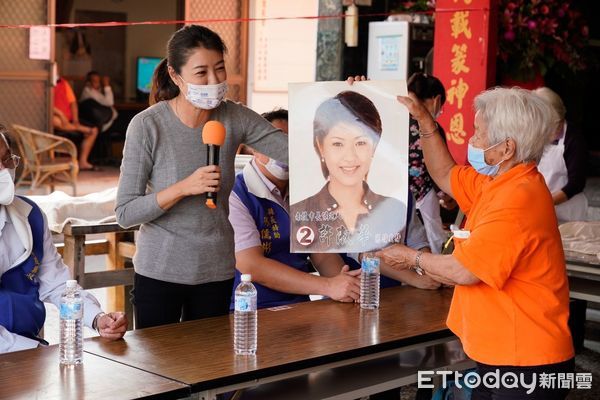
left=296, top=226, right=315, bottom=246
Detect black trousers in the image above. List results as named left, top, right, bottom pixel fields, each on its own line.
left=472, top=358, right=574, bottom=400
left=132, top=272, right=234, bottom=329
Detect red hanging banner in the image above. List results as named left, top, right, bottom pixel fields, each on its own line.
left=433, top=0, right=498, bottom=165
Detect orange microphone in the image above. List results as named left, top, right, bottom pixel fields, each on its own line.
left=202, top=121, right=226, bottom=209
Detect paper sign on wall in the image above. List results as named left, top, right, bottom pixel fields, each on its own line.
left=29, top=26, right=51, bottom=60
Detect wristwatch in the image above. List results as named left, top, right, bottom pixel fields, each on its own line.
left=413, top=250, right=425, bottom=276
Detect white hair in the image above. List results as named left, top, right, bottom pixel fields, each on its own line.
left=474, top=87, right=557, bottom=164
left=532, top=87, right=566, bottom=138
left=532, top=87, right=566, bottom=122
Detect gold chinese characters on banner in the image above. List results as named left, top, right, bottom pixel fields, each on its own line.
left=433, top=0, right=497, bottom=164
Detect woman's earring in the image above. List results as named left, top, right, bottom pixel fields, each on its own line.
left=321, top=157, right=325, bottom=163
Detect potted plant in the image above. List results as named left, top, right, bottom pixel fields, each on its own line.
left=390, top=0, right=436, bottom=24
left=498, top=0, right=589, bottom=87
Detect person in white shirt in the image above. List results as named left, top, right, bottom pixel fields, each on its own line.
left=533, top=87, right=588, bottom=223
left=0, top=126, right=127, bottom=353
left=79, top=71, right=118, bottom=132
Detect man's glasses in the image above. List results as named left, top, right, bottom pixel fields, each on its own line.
left=0, top=154, right=20, bottom=170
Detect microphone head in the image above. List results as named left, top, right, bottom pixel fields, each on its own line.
left=202, top=120, right=226, bottom=146
left=205, top=198, right=217, bottom=209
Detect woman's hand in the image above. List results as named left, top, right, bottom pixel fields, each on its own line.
left=181, top=165, right=221, bottom=196
left=156, top=165, right=220, bottom=211
left=396, top=93, right=435, bottom=123
left=346, top=75, right=367, bottom=85
left=375, top=244, right=417, bottom=271
left=346, top=76, right=439, bottom=131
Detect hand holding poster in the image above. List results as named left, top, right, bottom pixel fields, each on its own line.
left=289, top=81, right=409, bottom=253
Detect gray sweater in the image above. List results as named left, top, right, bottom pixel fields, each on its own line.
left=116, top=100, right=288, bottom=284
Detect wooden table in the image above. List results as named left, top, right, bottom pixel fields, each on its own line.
left=0, top=345, right=189, bottom=400
left=565, top=257, right=600, bottom=352
left=566, top=258, right=600, bottom=303
left=85, top=286, right=457, bottom=399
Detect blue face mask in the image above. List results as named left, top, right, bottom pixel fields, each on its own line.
left=467, top=141, right=504, bottom=176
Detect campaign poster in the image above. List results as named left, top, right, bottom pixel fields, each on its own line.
left=289, top=80, right=409, bottom=253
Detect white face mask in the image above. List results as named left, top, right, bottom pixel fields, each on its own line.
left=182, top=79, right=228, bottom=110
left=259, top=158, right=289, bottom=180
left=0, top=168, right=15, bottom=205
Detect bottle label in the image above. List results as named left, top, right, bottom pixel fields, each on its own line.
left=60, top=302, right=83, bottom=320
left=361, top=256, right=380, bottom=274
left=235, top=294, right=256, bottom=312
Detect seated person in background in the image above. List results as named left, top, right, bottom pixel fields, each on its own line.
left=79, top=71, right=118, bottom=133
left=533, top=87, right=588, bottom=223
left=0, top=126, right=127, bottom=353
left=407, top=72, right=450, bottom=253
left=53, top=76, right=99, bottom=171
left=229, top=109, right=361, bottom=309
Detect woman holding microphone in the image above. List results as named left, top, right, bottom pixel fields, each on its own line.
left=116, top=25, right=287, bottom=329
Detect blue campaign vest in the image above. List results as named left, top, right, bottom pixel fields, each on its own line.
left=0, top=196, right=46, bottom=339
left=231, top=173, right=311, bottom=309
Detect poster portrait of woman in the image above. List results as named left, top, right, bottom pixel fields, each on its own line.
left=289, top=81, right=409, bottom=253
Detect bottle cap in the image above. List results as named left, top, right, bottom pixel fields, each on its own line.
left=66, top=280, right=78, bottom=289
left=241, top=274, right=252, bottom=282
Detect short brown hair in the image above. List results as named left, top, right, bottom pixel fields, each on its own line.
left=313, top=91, right=382, bottom=178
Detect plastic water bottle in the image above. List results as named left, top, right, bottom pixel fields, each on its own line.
left=234, top=274, right=257, bottom=355
left=60, top=280, right=84, bottom=365
left=360, top=255, right=380, bottom=309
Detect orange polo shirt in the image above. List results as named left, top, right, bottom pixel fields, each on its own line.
left=448, top=163, right=574, bottom=366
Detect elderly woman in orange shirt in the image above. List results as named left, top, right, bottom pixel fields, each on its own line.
left=377, top=87, right=574, bottom=400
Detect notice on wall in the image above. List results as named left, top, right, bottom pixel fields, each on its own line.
left=378, top=35, right=402, bottom=71
left=253, top=0, right=318, bottom=92
left=289, top=80, right=409, bottom=253
left=29, top=26, right=51, bottom=60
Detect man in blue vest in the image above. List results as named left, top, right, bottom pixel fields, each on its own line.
left=0, top=126, right=127, bottom=353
